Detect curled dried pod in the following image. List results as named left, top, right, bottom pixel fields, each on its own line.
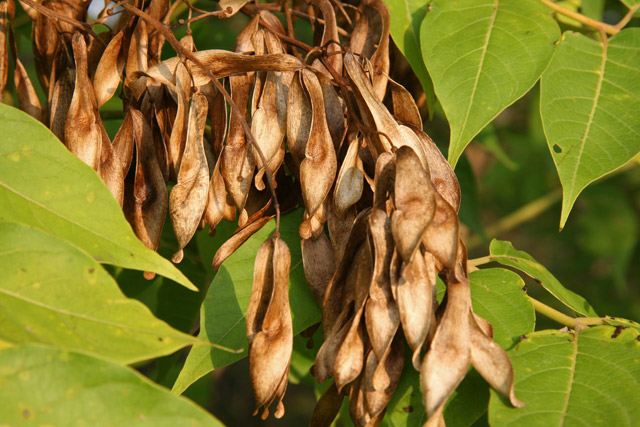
left=247, top=237, right=293, bottom=419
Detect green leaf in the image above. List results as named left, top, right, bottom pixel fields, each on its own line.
left=457, top=154, right=486, bottom=239
left=0, top=345, right=223, bottom=426
left=0, top=222, right=198, bottom=364
left=540, top=29, right=640, bottom=228
left=0, top=104, right=195, bottom=291
left=172, top=209, right=321, bottom=394
left=421, top=0, right=559, bottom=167
left=489, top=239, right=598, bottom=317
left=470, top=268, right=536, bottom=349
left=383, top=0, right=436, bottom=117
left=489, top=326, right=640, bottom=426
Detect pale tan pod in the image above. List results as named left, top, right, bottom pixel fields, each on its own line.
left=349, top=6, right=373, bottom=57
left=299, top=69, right=337, bottom=217
left=99, top=111, right=134, bottom=206
left=392, top=249, right=435, bottom=370
left=469, top=312, right=524, bottom=408
left=212, top=216, right=273, bottom=270
left=372, top=152, right=395, bottom=210
left=310, top=0, right=342, bottom=75
left=368, top=0, right=391, bottom=101
left=364, top=209, right=399, bottom=361
left=65, top=33, right=102, bottom=170
left=204, top=153, right=236, bottom=232
left=166, top=61, right=191, bottom=179
left=363, top=333, right=404, bottom=417
left=146, top=0, right=169, bottom=66
left=334, top=310, right=365, bottom=393
left=334, top=136, right=364, bottom=218
left=222, top=74, right=255, bottom=222
left=14, top=57, right=42, bottom=122
left=93, top=31, right=125, bottom=108
left=169, top=92, right=210, bottom=263
left=421, top=191, right=460, bottom=274
left=420, top=281, right=472, bottom=419
left=391, top=146, right=436, bottom=264
left=127, top=109, right=168, bottom=252
left=285, top=70, right=311, bottom=166
left=317, top=72, right=346, bottom=149
left=387, top=76, right=422, bottom=130
left=248, top=238, right=293, bottom=419
left=219, top=0, right=248, bottom=17
left=312, top=306, right=351, bottom=384
left=327, top=203, right=357, bottom=262
left=138, top=50, right=303, bottom=88
left=412, top=128, right=461, bottom=212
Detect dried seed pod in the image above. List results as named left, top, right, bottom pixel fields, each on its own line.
left=65, top=33, right=105, bottom=170
left=301, top=233, right=335, bottom=304
left=334, top=311, right=366, bottom=392
left=49, top=68, right=74, bottom=142
left=310, top=382, right=343, bottom=427
left=412, top=128, right=461, bottom=212
left=299, top=69, right=337, bottom=218
left=169, top=92, right=210, bottom=263
left=391, top=146, right=436, bottom=264
left=139, top=50, right=303, bottom=88
left=252, top=31, right=291, bottom=191
left=421, top=190, right=459, bottom=274
left=99, top=111, right=134, bottom=206
left=420, top=281, right=472, bottom=420
left=367, top=0, right=390, bottom=101
left=14, top=57, right=42, bottom=121
left=145, top=0, right=170, bottom=66
left=204, top=155, right=236, bottom=232
left=334, top=136, right=364, bottom=218
left=126, top=108, right=168, bottom=252
left=247, top=238, right=293, bottom=419
left=469, top=313, right=524, bottom=408
left=327, top=203, right=357, bottom=262
left=387, top=76, right=422, bottom=130
left=286, top=70, right=311, bottom=166
left=363, top=333, right=404, bottom=417
left=222, top=74, right=255, bottom=224
left=219, top=0, right=248, bottom=18
left=212, top=215, right=272, bottom=270
left=364, top=209, right=399, bottom=362
left=93, top=31, right=125, bottom=108
left=166, top=61, right=191, bottom=179
left=0, top=0, right=14, bottom=96
left=391, top=249, right=436, bottom=370
left=310, top=0, right=342, bottom=75
left=344, top=53, right=428, bottom=167
left=317, top=72, right=346, bottom=148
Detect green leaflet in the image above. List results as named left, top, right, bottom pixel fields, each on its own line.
left=489, top=326, right=640, bottom=426
left=421, top=0, right=559, bottom=168
left=0, top=222, right=198, bottom=364
left=383, top=0, right=436, bottom=118
left=540, top=29, right=640, bottom=228
left=383, top=268, right=535, bottom=426
left=0, top=104, right=195, bottom=291
left=0, top=345, right=223, bottom=426
left=172, top=209, right=321, bottom=394
left=490, top=239, right=598, bottom=317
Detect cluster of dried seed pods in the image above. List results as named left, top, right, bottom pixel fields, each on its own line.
left=2, top=0, right=523, bottom=424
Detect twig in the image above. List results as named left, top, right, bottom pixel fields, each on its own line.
left=468, top=255, right=492, bottom=267
left=615, top=5, right=640, bottom=31
left=290, top=10, right=349, bottom=36
left=527, top=296, right=606, bottom=329
left=121, top=3, right=283, bottom=235
left=538, top=0, right=620, bottom=35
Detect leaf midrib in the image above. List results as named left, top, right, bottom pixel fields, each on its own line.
left=558, top=329, right=579, bottom=426
left=458, top=0, right=499, bottom=141
left=567, top=39, right=608, bottom=196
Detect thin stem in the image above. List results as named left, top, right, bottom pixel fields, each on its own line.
left=616, top=5, right=640, bottom=31
left=538, top=0, right=619, bottom=35
left=528, top=296, right=606, bottom=329
left=528, top=296, right=581, bottom=328
left=468, top=255, right=492, bottom=267
left=466, top=189, right=562, bottom=251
